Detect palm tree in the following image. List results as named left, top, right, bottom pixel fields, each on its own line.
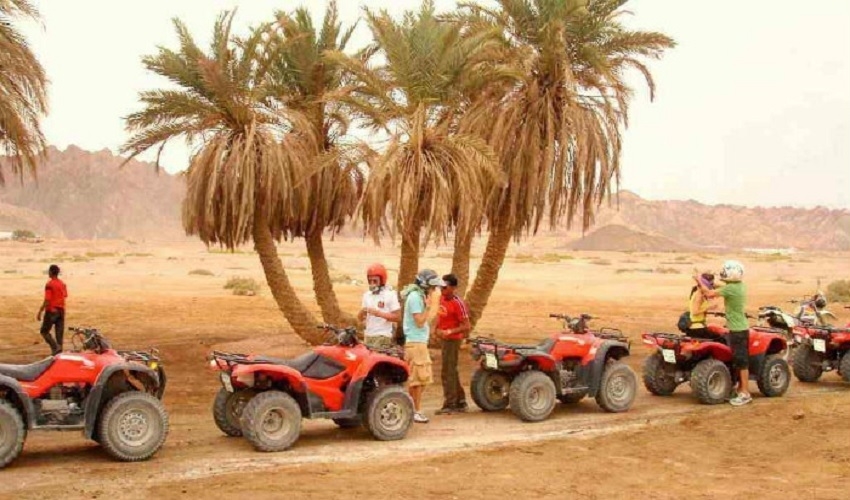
left=121, top=12, right=327, bottom=344
left=0, top=0, right=47, bottom=185
left=332, top=0, right=504, bottom=289
left=457, top=0, right=675, bottom=326
left=263, top=2, right=363, bottom=325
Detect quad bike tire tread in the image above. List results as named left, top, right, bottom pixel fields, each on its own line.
left=690, top=358, right=732, bottom=405
left=470, top=369, right=511, bottom=412
left=98, top=391, right=169, bottom=462
left=840, top=351, right=850, bottom=383
left=596, top=360, right=638, bottom=413
left=213, top=388, right=255, bottom=437
left=240, top=390, right=302, bottom=452
left=0, top=400, right=25, bottom=469
left=642, top=352, right=678, bottom=396
left=757, top=355, right=790, bottom=397
left=792, top=344, right=823, bottom=383
left=509, top=370, right=557, bottom=422
left=364, top=385, right=413, bottom=441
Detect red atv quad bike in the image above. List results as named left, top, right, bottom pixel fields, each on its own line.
left=790, top=307, right=850, bottom=383
left=0, top=327, right=168, bottom=469
left=641, top=312, right=790, bottom=404
left=208, top=324, right=413, bottom=452
left=468, top=313, right=637, bottom=423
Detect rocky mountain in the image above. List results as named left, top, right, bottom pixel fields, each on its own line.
left=1, top=146, right=848, bottom=250
left=0, top=146, right=184, bottom=240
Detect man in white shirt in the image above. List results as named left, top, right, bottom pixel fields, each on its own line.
left=358, top=263, right=401, bottom=349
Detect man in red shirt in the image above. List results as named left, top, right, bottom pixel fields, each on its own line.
left=37, top=264, right=67, bottom=355
left=435, top=274, right=471, bottom=414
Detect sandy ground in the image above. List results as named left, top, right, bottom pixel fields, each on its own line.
left=1, top=238, right=849, bottom=499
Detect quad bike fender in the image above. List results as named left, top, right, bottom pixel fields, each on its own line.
left=582, top=341, right=630, bottom=397
left=749, top=332, right=787, bottom=356
left=339, top=360, right=410, bottom=416
left=521, top=354, right=558, bottom=373
left=230, top=363, right=307, bottom=392
left=682, top=342, right=732, bottom=362
left=0, top=374, right=37, bottom=429
left=83, top=364, right=162, bottom=439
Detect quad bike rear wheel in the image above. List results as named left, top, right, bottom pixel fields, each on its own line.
left=839, top=352, right=850, bottom=383
left=240, top=390, right=302, bottom=452
left=757, top=355, right=790, bottom=397
left=509, top=370, right=557, bottom=422
left=213, top=388, right=256, bottom=437
left=470, top=369, right=510, bottom=412
left=0, top=400, right=25, bottom=469
left=792, top=344, right=824, bottom=382
left=98, top=391, right=169, bottom=462
left=642, top=352, right=678, bottom=396
left=364, top=385, right=413, bottom=441
left=690, top=358, right=732, bottom=405
left=596, top=360, right=637, bottom=413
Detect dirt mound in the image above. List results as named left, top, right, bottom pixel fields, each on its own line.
left=565, top=224, right=691, bottom=252
left=0, top=201, right=65, bottom=237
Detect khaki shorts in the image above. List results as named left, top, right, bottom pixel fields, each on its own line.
left=365, top=335, right=394, bottom=350
left=404, top=342, right=433, bottom=387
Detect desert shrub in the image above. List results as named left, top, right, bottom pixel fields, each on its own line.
left=71, top=255, right=92, bottom=262
left=124, top=252, right=153, bottom=258
left=826, top=280, right=850, bottom=302
left=85, top=251, right=116, bottom=258
left=330, top=272, right=353, bottom=284
left=774, top=276, right=801, bottom=285
left=590, top=258, right=612, bottom=266
left=3, top=269, right=18, bottom=274
left=189, top=269, right=214, bottom=276
left=655, top=267, right=681, bottom=274
left=11, top=229, right=36, bottom=240
left=615, top=268, right=654, bottom=274
left=224, top=277, right=260, bottom=296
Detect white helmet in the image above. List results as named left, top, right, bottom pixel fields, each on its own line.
left=719, top=260, right=744, bottom=282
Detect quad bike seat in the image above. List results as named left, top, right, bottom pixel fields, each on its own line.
left=252, top=352, right=317, bottom=373
left=0, top=357, right=55, bottom=382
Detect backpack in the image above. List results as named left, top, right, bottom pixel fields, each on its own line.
left=677, top=311, right=692, bottom=333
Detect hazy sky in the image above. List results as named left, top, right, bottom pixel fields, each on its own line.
left=19, top=0, right=850, bottom=209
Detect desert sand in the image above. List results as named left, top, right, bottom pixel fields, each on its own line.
left=1, top=238, right=849, bottom=499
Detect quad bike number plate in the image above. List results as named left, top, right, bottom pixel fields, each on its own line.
left=813, top=339, right=827, bottom=353
left=661, top=349, right=677, bottom=364
left=220, top=372, right=234, bottom=392
left=484, top=352, right=499, bottom=369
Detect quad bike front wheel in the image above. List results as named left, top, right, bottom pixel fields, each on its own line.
left=470, top=369, right=511, bottom=412
left=98, top=391, right=169, bottom=462
left=240, top=390, right=302, bottom=452
left=596, top=360, right=637, bottom=413
left=364, top=385, right=413, bottom=441
left=642, top=352, right=678, bottom=396
left=213, top=388, right=256, bottom=437
left=792, top=344, right=824, bottom=383
left=0, top=400, right=25, bottom=469
left=509, top=370, right=557, bottom=422
left=690, top=358, right=732, bottom=405
left=757, top=355, right=790, bottom=397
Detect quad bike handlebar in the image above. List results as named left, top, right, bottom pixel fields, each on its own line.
left=706, top=311, right=757, bottom=320
left=549, top=313, right=593, bottom=333
left=69, top=326, right=112, bottom=353
left=317, top=323, right=359, bottom=347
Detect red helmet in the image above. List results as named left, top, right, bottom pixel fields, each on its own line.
left=366, top=263, right=387, bottom=286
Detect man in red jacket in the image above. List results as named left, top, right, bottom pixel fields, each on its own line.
left=435, top=274, right=471, bottom=414
left=37, top=264, right=67, bottom=355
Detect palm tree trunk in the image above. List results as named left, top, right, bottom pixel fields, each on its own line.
left=465, top=217, right=512, bottom=329
left=397, top=220, right=422, bottom=291
left=304, top=227, right=355, bottom=326
left=451, top=228, right=473, bottom=298
left=253, top=208, right=324, bottom=345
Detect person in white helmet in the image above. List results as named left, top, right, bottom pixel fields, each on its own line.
left=694, top=260, right=751, bottom=406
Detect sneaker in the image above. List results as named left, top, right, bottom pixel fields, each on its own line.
left=435, top=407, right=455, bottom=415
left=413, top=412, right=430, bottom=423
left=729, top=393, right=753, bottom=407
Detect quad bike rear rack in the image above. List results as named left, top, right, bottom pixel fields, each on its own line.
left=468, top=337, right=544, bottom=354
left=594, top=327, right=629, bottom=344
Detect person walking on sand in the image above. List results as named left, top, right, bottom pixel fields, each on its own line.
left=435, top=274, right=471, bottom=415
left=358, top=263, right=401, bottom=349
left=37, top=264, right=67, bottom=355
left=694, top=260, right=750, bottom=406
left=400, top=269, right=444, bottom=424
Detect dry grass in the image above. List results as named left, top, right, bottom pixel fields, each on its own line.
left=189, top=269, right=215, bottom=276
left=223, top=277, right=260, bottom=296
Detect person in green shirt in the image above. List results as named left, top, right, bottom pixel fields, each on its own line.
left=694, top=260, right=751, bottom=406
